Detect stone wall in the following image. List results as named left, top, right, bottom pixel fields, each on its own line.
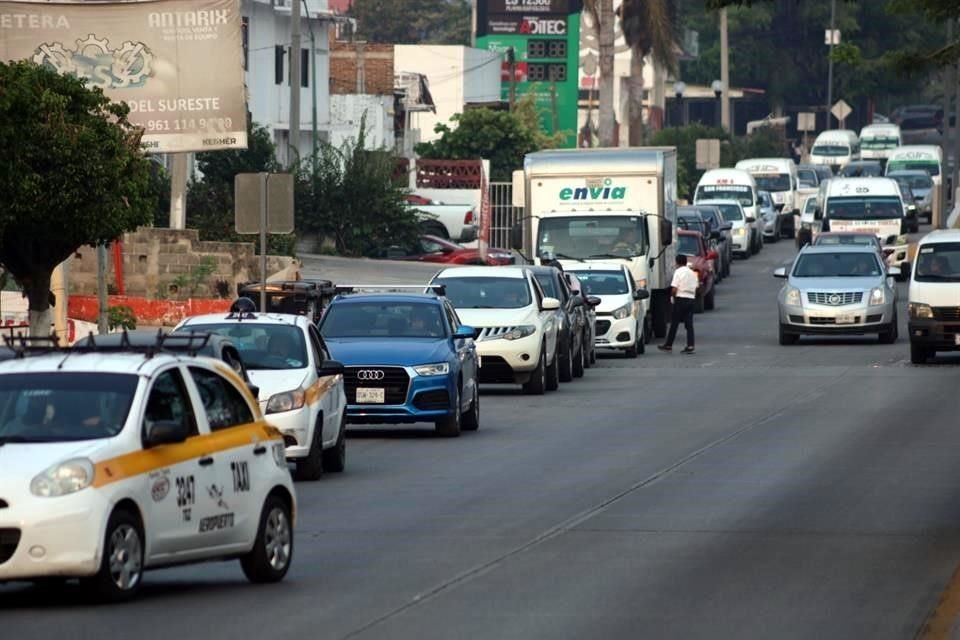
left=70, top=228, right=298, bottom=299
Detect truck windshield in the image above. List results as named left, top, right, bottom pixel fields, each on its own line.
left=825, top=196, right=903, bottom=220
left=753, top=175, right=791, bottom=192
left=536, top=215, right=648, bottom=261
left=886, top=160, right=940, bottom=177
left=915, top=243, right=960, bottom=282
left=812, top=145, right=850, bottom=157
left=695, top=184, right=753, bottom=206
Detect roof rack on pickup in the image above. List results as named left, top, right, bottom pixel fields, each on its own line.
left=333, top=284, right=446, bottom=296
left=237, top=279, right=335, bottom=323
left=3, top=330, right=213, bottom=360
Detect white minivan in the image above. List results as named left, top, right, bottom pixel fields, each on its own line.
left=810, top=130, right=861, bottom=173
left=735, top=157, right=801, bottom=237
left=694, top=169, right=762, bottom=252
left=859, top=123, right=901, bottom=166
left=907, top=229, right=960, bottom=364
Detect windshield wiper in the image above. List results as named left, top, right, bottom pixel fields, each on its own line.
left=587, top=253, right=629, bottom=259
left=0, top=436, right=51, bottom=446
left=469, top=305, right=497, bottom=309
left=553, top=253, right=583, bottom=262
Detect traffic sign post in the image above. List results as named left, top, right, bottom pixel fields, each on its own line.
left=696, top=139, right=721, bottom=170
left=797, top=112, right=816, bottom=161
left=235, top=172, right=295, bottom=310
left=831, top=99, right=852, bottom=128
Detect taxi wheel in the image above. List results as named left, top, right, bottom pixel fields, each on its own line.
left=321, top=415, right=347, bottom=473
left=293, top=422, right=324, bottom=481
left=435, top=387, right=462, bottom=437
left=241, top=496, right=293, bottom=584
left=462, top=384, right=480, bottom=431
left=84, top=509, right=144, bottom=603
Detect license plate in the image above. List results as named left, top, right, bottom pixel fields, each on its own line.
left=836, top=314, right=857, bottom=325
left=356, top=387, right=385, bottom=403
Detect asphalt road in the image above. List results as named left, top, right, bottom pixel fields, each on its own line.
left=6, top=232, right=960, bottom=639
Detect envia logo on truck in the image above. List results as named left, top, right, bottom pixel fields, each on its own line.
left=559, top=178, right=627, bottom=201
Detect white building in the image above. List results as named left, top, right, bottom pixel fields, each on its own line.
left=393, top=45, right=501, bottom=146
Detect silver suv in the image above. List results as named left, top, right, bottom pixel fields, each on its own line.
left=774, top=245, right=900, bottom=345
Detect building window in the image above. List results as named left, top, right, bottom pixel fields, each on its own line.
left=301, top=48, right=309, bottom=87
left=241, top=17, right=249, bottom=71
left=275, top=45, right=285, bottom=85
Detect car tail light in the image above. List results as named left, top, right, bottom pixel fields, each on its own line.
left=464, top=210, right=475, bottom=225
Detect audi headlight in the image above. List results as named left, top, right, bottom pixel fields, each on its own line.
left=266, top=389, right=306, bottom=414
left=414, top=362, right=449, bottom=376
left=31, top=458, right=94, bottom=497
left=733, top=227, right=746, bottom=236
left=785, top=287, right=802, bottom=306
left=909, top=302, right=933, bottom=319
left=502, top=325, right=536, bottom=340
left=869, top=287, right=885, bottom=305
left=612, top=303, right=633, bottom=320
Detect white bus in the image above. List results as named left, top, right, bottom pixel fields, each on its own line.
left=735, top=157, right=800, bottom=237
left=809, top=130, right=860, bottom=173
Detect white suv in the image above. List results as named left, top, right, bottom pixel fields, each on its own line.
left=431, top=266, right=560, bottom=394
left=566, top=262, right=648, bottom=357
left=177, top=299, right=347, bottom=481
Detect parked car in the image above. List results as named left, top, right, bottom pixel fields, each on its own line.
left=774, top=245, right=900, bottom=345
left=697, top=199, right=756, bottom=258
left=318, top=290, right=479, bottom=436
left=430, top=266, right=561, bottom=394
left=888, top=170, right=934, bottom=224
left=757, top=190, right=782, bottom=241
left=684, top=204, right=733, bottom=279
left=679, top=205, right=728, bottom=280
left=566, top=262, right=650, bottom=358
left=528, top=265, right=591, bottom=376
left=677, top=230, right=718, bottom=312
left=405, top=195, right=477, bottom=242
left=563, top=271, right=599, bottom=366
left=381, top=234, right=515, bottom=265
left=838, top=160, right=884, bottom=178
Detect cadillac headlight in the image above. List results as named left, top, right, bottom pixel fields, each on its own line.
left=612, top=303, right=633, bottom=320
left=502, top=325, right=536, bottom=340
left=909, top=303, right=933, bottom=319
left=266, top=389, right=306, bottom=414
left=785, top=287, right=802, bottom=306
left=869, top=287, right=885, bottom=305
left=31, top=458, right=94, bottom=497
left=414, top=362, right=449, bottom=376
left=733, top=227, right=746, bottom=236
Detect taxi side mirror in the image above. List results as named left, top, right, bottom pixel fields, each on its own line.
left=144, top=420, right=189, bottom=448
left=247, top=383, right=260, bottom=401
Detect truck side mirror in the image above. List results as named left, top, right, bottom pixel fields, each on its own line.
left=660, top=219, right=673, bottom=246
left=510, top=222, right=523, bottom=251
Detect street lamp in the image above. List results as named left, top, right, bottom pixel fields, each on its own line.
left=711, top=80, right=724, bottom=128
left=673, top=81, right=687, bottom=127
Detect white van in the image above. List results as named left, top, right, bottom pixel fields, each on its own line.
left=885, top=145, right=942, bottom=179
left=694, top=169, right=763, bottom=252
left=907, top=229, right=960, bottom=364
left=810, top=130, right=861, bottom=173
left=735, top=158, right=800, bottom=237
left=859, top=123, right=901, bottom=165
left=815, top=176, right=909, bottom=271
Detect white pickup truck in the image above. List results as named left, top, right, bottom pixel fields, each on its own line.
left=406, top=195, right=477, bottom=242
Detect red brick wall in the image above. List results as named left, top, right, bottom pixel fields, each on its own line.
left=330, top=36, right=394, bottom=96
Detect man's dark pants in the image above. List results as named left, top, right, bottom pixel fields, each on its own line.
left=665, top=297, right=695, bottom=348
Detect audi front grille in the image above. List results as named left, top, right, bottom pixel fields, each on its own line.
left=344, top=366, right=410, bottom=404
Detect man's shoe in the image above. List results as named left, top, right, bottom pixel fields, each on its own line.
left=682, top=347, right=695, bottom=354
left=657, top=344, right=672, bottom=352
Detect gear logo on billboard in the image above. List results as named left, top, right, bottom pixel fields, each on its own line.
left=519, top=17, right=566, bottom=34
left=32, top=35, right=154, bottom=89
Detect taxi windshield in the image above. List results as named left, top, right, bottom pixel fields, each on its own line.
left=187, top=323, right=308, bottom=370
left=0, top=373, right=137, bottom=443
left=321, top=302, right=447, bottom=338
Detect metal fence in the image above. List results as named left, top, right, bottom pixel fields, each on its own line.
left=489, top=182, right=523, bottom=250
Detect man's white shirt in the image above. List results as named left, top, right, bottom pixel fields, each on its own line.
left=671, top=265, right=699, bottom=299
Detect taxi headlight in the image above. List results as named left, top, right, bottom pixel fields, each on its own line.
left=612, top=303, right=633, bottom=320
left=414, top=362, right=449, bottom=376
left=909, top=302, right=933, bottom=319
left=733, top=227, right=746, bottom=236
left=501, top=325, right=536, bottom=340
left=266, top=389, right=306, bottom=414
left=870, top=287, right=885, bottom=305
left=785, top=287, right=802, bottom=306
left=31, top=458, right=94, bottom=497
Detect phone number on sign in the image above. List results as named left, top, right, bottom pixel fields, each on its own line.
left=144, top=118, right=235, bottom=132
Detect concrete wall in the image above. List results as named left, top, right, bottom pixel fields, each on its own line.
left=328, top=94, right=395, bottom=149
left=70, top=229, right=297, bottom=299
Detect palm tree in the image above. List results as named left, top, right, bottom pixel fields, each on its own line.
left=619, top=0, right=678, bottom=146
left=584, top=0, right=617, bottom=146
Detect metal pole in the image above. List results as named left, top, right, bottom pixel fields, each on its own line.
left=289, top=0, right=302, bottom=169
left=826, top=0, right=836, bottom=124
left=719, top=8, right=730, bottom=131
left=302, top=0, right=318, bottom=165
left=168, top=153, right=188, bottom=229
left=259, top=172, right=268, bottom=311
left=97, top=244, right=109, bottom=335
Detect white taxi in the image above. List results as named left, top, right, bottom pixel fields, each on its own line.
left=176, top=299, right=347, bottom=481
left=0, top=336, right=297, bottom=601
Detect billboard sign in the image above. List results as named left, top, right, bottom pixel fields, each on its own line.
left=0, top=0, right=247, bottom=153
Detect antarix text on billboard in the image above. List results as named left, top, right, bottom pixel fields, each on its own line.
left=0, top=0, right=247, bottom=153
left=476, top=0, right=581, bottom=148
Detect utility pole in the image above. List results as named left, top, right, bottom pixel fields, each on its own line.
left=289, top=0, right=302, bottom=169
left=826, top=0, right=836, bottom=126
left=302, top=0, right=318, bottom=165
left=719, top=8, right=730, bottom=132
left=943, top=19, right=955, bottom=228
left=97, top=244, right=108, bottom=335
left=550, top=82, right=559, bottom=132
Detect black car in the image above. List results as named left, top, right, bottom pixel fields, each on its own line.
left=529, top=265, right=591, bottom=380
left=838, top=160, right=883, bottom=178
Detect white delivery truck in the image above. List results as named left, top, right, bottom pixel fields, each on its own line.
left=510, top=148, right=677, bottom=340
left=859, top=123, right=901, bottom=167
left=809, top=130, right=861, bottom=173
left=815, top=177, right=910, bottom=274
left=734, top=158, right=801, bottom=238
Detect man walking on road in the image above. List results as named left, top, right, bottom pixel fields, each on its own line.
left=658, top=254, right=698, bottom=354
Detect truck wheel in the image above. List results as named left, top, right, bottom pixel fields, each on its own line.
left=523, top=348, right=547, bottom=395
left=652, top=292, right=669, bottom=338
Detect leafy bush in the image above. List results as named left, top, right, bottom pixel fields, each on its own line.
left=107, top=305, right=137, bottom=331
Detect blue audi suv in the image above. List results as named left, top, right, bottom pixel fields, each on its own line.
left=318, top=290, right=480, bottom=437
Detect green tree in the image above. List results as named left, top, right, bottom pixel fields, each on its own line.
left=348, top=0, right=471, bottom=44
left=0, top=61, right=157, bottom=336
